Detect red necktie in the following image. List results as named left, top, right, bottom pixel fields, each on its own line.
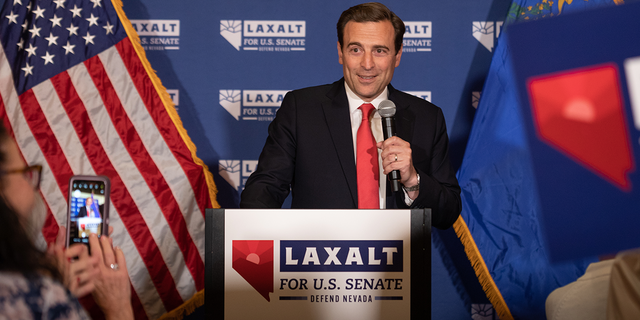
left=356, top=103, right=380, bottom=209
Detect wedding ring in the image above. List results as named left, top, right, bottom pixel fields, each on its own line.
left=394, top=154, right=398, bottom=162
left=110, top=263, right=119, bottom=271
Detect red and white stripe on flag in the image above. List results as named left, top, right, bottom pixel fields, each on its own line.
left=0, top=0, right=218, bottom=319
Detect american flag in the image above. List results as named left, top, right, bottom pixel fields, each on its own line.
left=0, top=0, right=218, bottom=319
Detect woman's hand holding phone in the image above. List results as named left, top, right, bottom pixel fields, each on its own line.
left=89, top=233, right=133, bottom=320
left=49, top=225, right=114, bottom=298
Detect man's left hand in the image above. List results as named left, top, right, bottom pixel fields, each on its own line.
left=377, top=136, right=418, bottom=187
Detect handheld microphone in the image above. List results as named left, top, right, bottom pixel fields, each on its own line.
left=378, top=100, right=400, bottom=192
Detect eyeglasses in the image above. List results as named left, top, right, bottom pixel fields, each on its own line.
left=1, top=165, right=42, bottom=190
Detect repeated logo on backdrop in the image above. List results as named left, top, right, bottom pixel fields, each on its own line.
left=219, top=160, right=258, bottom=191
left=405, top=91, right=432, bottom=102
left=130, top=19, right=180, bottom=50
left=471, top=304, right=499, bottom=320
left=402, top=21, right=432, bottom=53
left=220, top=20, right=306, bottom=52
left=472, top=21, right=503, bottom=52
left=219, top=90, right=287, bottom=121
left=167, top=89, right=179, bottom=106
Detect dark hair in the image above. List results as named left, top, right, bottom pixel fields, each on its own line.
left=0, top=125, right=61, bottom=281
left=337, top=2, right=405, bottom=53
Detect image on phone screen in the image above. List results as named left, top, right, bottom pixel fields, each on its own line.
left=69, top=180, right=106, bottom=244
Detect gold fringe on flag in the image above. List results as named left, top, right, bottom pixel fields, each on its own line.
left=452, top=216, right=514, bottom=320
left=110, top=0, right=219, bottom=208
left=158, top=290, right=205, bottom=320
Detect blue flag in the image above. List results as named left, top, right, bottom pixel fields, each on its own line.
left=454, top=0, right=622, bottom=319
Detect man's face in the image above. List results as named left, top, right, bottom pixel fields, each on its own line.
left=86, top=198, right=92, bottom=206
left=338, top=20, right=402, bottom=102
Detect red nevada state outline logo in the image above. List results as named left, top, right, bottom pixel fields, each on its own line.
left=232, top=240, right=274, bottom=301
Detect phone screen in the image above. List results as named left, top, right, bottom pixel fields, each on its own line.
left=68, top=179, right=107, bottom=245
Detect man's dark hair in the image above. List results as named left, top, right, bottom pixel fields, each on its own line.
left=0, top=124, right=61, bottom=281
left=337, top=2, right=405, bottom=53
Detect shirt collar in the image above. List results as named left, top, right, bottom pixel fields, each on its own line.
left=345, top=82, right=389, bottom=116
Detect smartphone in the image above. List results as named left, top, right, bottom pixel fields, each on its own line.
left=66, top=175, right=111, bottom=248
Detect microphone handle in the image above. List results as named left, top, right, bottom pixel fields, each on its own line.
left=382, top=117, right=401, bottom=192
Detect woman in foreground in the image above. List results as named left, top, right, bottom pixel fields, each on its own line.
left=0, top=124, right=133, bottom=320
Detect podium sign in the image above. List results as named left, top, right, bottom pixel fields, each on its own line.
left=205, top=209, right=431, bottom=320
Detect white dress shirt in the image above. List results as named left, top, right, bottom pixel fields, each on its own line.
left=345, top=83, right=388, bottom=209
left=345, top=83, right=415, bottom=208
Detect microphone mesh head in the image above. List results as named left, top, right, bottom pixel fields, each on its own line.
left=378, top=100, right=396, bottom=117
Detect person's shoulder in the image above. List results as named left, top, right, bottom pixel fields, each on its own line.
left=0, top=271, right=30, bottom=292
left=0, top=272, right=89, bottom=319
left=37, top=274, right=91, bottom=320
left=0, top=272, right=34, bottom=317
left=0, top=272, right=65, bottom=300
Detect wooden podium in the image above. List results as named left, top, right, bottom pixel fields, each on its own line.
left=205, top=209, right=431, bottom=320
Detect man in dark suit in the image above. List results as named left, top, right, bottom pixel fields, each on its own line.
left=240, top=2, right=461, bottom=229
left=77, top=196, right=101, bottom=218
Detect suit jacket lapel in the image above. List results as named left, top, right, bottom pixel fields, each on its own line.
left=322, top=79, right=358, bottom=206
